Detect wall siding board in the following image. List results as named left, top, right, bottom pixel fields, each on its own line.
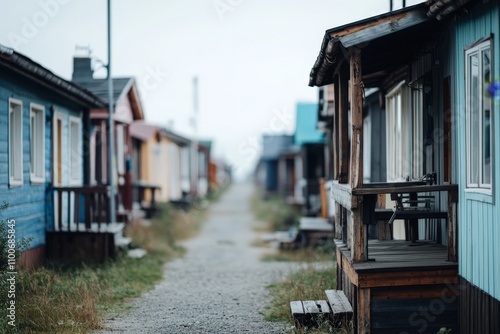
left=455, top=0, right=500, bottom=302
left=0, top=73, right=84, bottom=252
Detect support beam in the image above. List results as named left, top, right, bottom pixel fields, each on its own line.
left=350, top=48, right=365, bottom=263
left=333, top=80, right=340, bottom=180
left=358, top=288, right=371, bottom=334
left=338, top=66, right=349, bottom=184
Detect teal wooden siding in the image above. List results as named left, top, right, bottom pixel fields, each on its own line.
left=455, top=1, right=500, bottom=301
left=0, top=76, right=83, bottom=250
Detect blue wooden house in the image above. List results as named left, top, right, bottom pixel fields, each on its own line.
left=294, top=102, right=326, bottom=216
left=0, top=44, right=104, bottom=267
left=445, top=0, right=500, bottom=331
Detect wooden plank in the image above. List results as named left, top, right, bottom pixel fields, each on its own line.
left=302, top=300, right=320, bottom=314
left=331, top=181, right=353, bottom=210
left=358, top=288, right=370, bottom=334
left=319, top=178, right=328, bottom=219
left=325, top=290, right=353, bottom=315
left=335, top=202, right=343, bottom=240
left=352, top=183, right=458, bottom=196
left=443, top=76, right=452, bottom=183
left=357, top=268, right=458, bottom=288
left=333, top=79, right=340, bottom=180
left=448, top=201, right=457, bottom=262
left=316, top=300, right=331, bottom=315
left=290, top=300, right=304, bottom=317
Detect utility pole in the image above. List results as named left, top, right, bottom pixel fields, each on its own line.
left=191, top=76, right=199, bottom=199
left=107, top=0, right=116, bottom=223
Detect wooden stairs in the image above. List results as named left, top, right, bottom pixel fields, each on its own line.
left=291, top=289, right=353, bottom=329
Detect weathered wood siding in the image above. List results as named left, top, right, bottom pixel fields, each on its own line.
left=455, top=0, right=500, bottom=302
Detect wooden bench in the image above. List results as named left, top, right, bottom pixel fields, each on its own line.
left=325, top=290, right=353, bottom=327
left=298, top=217, right=334, bottom=247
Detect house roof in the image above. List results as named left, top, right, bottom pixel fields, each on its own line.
left=261, top=134, right=293, bottom=161
left=131, top=121, right=192, bottom=145
left=294, top=102, right=325, bottom=146
left=0, top=44, right=105, bottom=108
left=309, top=0, right=477, bottom=87
left=130, top=121, right=160, bottom=141
left=72, top=57, right=144, bottom=120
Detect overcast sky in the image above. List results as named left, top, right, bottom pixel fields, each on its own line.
left=0, top=0, right=423, bottom=179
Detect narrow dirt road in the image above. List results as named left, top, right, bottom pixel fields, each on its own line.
left=96, top=183, right=303, bottom=334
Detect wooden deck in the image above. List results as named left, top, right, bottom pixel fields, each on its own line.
left=336, top=239, right=456, bottom=273
left=335, top=239, right=459, bottom=333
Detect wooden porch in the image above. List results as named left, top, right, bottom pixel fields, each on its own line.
left=46, top=186, right=131, bottom=263
left=336, top=239, right=459, bottom=333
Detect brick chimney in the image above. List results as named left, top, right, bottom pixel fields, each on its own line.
left=72, top=57, right=93, bottom=82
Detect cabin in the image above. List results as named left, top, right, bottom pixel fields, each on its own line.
left=130, top=121, right=193, bottom=212
left=256, top=134, right=293, bottom=198
left=445, top=0, right=500, bottom=332
left=0, top=44, right=105, bottom=267
left=72, top=56, right=145, bottom=220
left=294, top=102, right=326, bottom=216
left=308, top=2, right=480, bottom=332
left=197, top=141, right=211, bottom=198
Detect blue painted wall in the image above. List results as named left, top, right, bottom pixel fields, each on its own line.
left=455, top=1, right=500, bottom=301
left=0, top=75, right=83, bottom=251
left=294, top=102, right=325, bottom=147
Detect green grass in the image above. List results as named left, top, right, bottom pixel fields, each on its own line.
left=250, top=192, right=300, bottom=231
left=0, top=199, right=212, bottom=334
left=265, top=266, right=352, bottom=333
left=261, top=241, right=335, bottom=263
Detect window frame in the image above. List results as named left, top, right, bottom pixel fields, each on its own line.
left=69, top=116, right=83, bottom=185
left=9, top=98, right=23, bottom=187
left=465, top=38, right=493, bottom=193
left=29, top=103, right=46, bottom=183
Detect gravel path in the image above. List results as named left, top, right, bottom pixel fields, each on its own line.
left=95, top=183, right=321, bottom=334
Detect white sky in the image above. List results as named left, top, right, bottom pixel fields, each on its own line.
left=0, top=0, right=423, bottom=179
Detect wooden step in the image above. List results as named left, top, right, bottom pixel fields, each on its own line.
left=325, top=289, right=353, bottom=327
left=290, top=300, right=331, bottom=327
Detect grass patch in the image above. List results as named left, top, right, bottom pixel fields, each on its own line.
left=265, top=266, right=351, bottom=333
left=1, top=200, right=211, bottom=334
left=250, top=192, right=300, bottom=231
left=261, top=242, right=334, bottom=263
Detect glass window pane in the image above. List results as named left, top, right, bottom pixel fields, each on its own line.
left=470, top=54, right=480, bottom=185
left=482, top=48, right=491, bottom=185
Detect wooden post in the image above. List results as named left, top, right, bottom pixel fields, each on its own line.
left=320, top=178, right=328, bottom=219
left=350, top=48, right=365, bottom=263
left=333, top=80, right=340, bottom=180
left=358, top=288, right=371, bottom=334
left=335, top=202, right=343, bottom=240
left=338, top=66, right=349, bottom=184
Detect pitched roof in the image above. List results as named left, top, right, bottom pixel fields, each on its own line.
left=74, top=77, right=133, bottom=104
left=130, top=121, right=159, bottom=141
left=0, top=44, right=104, bottom=108
left=309, top=0, right=478, bottom=87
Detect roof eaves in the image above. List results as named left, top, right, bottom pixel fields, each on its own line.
left=0, top=45, right=105, bottom=108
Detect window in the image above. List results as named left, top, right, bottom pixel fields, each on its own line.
left=30, top=103, right=45, bottom=183
left=386, top=82, right=411, bottom=181
left=69, top=116, right=82, bottom=184
left=9, top=98, right=23, bottom=187
left=465, top=39, right=492, bottom=191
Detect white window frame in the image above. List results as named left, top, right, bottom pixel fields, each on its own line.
left=30, top=103, right=45, bottom=183
left=9, top=98, right=23, bottom=187
left=465, top=39, right=493, bottom=193
left=69, top=116, right=83, bottom=185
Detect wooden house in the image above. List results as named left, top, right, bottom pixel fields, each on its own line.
left=308, top=2, right=477, bottom=332
left=439, top=0, right=500, bottom=332
left=0, top=44, right=105, bottom=266
left=294, top=102, right=326, bottom=216
left=72, top=56, right=144, bottom=219
left=257, top=134, right=293, bottom=198
left=130, top=121, right=193, bottom=210
left=197, top=141, right=212, bottom=198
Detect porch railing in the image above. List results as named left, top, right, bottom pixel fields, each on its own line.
left=51, top=185, right=110, bottom=232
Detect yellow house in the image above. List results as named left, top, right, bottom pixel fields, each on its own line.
left=130, top=121, right=191, bottom=205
